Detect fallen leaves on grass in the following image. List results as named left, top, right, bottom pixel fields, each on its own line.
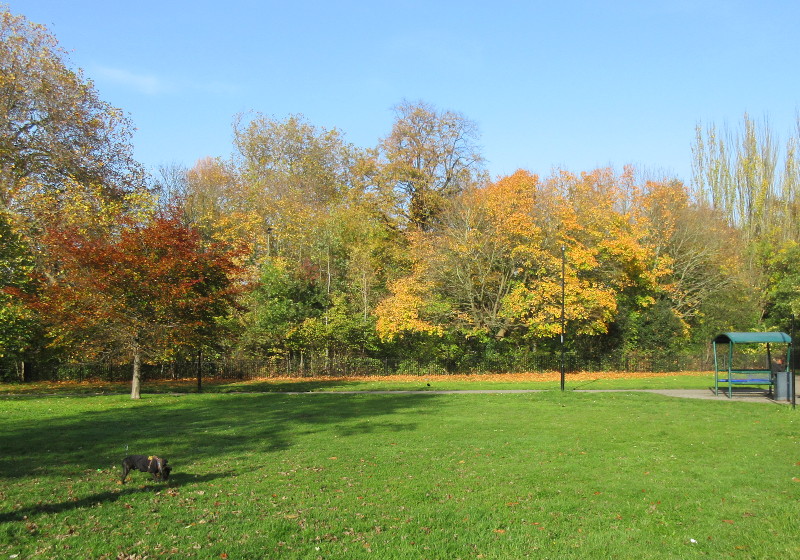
left=231, top=370, right=711, bottom=385
left=0, top=370, right=713, bottom=395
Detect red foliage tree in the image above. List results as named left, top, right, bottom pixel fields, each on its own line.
left=32, top=213, right=243, bottom=398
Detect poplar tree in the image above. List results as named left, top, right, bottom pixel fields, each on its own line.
left=692, top=113, right=798, bottom=244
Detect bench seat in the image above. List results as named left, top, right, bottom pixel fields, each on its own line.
left=717, top=377, right=772, bottom=384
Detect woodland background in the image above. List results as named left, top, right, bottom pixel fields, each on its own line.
left=3, top=8, right=800, bottom=390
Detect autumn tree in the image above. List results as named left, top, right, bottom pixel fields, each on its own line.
left=502, top=169, right=663, bottom=343
left=375, top=168, right=665, bottom=354
left=636, top=179, right=759, bottom=342
left=409, top=171, right=545, bottom=340
left=0, top=8, right=143, bottom=214
left=230, top=114, right=396, bottom=360
left=379, top=100, right=486, bottom=231
left=235, top=113, right=362, bottom=206
left=152, top=162, right=189, bottom=209
left=30, top=213, right=243, bottom=398
left=178, top=156, right=272, bottom=265
left=232, top=114, right=376, bottom=262
left=0, top=4, right=155, bottom=338
left=375, top=263, right=444, bottom=343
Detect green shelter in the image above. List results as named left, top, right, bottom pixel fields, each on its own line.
left=712, top=332, right=792, bottom=398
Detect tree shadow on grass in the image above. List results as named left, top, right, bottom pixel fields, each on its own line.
left=189, top=379, right=377, bottom=393
left=0, top=377, right=404, bottom=397
left=0, top=392, right=444, bottom=480
left=0, top=472, right=226, bottom=523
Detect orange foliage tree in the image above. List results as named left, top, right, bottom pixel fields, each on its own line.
left=376, top=168, right=667, bottom=345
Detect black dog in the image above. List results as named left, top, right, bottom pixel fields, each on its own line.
left=121, top=455, right=172, bottom=484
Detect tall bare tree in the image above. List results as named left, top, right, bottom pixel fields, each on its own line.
left=380, top=100, right=486, bottom=231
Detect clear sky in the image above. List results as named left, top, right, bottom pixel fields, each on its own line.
left=13, top=0, right=800, bottom=185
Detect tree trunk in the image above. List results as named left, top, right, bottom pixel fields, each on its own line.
left=130, top=344, right=142, bottom=399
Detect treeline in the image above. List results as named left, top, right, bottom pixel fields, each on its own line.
left=2, top=8, right=800, bottom=395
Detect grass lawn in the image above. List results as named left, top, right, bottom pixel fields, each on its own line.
left=1, top=389, right=798, bottom=559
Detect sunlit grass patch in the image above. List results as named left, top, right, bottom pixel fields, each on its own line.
left=1, top=391, right=797, bottom=558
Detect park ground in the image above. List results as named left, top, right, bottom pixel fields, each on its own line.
left=1, top=372, right=798, bottom=559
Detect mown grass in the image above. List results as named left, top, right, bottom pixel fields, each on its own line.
left=1, top=390, right=798, bottom=559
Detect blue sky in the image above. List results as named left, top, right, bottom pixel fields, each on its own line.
left=15, top=0, right=800, bottom=185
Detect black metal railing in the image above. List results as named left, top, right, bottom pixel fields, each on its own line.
left=5, top=352, right=714, bottom=383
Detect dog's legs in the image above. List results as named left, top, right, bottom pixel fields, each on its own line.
left=121, top=461, right=130, bottom=484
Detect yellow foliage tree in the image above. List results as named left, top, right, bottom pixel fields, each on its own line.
left=375, top=265, right=443, bottom=342
left=1, top=7, right=144, bottom=219
left=375, top=167, right=667, bottom=341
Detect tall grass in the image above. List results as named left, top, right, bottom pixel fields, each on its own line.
left=1, top=391, right=798, bottom=558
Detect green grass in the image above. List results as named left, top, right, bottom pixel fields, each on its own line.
left=1, top=391, right=798, bottom=559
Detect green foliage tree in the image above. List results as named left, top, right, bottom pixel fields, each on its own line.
left=762, top=241, right=800, bottom=331
left=230, top=114, right=399, bottom=363
left=239, top=260, right=326, bottom=356
left=691, top=113, right=800, bottom=330
left=0, top=211, right=41, bottom=379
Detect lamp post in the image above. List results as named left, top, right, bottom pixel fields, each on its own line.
left=560, top=245, right=566, bottom=392
left=265, top=225, right=273, bottom=257
left=792, top=315, right=796, bottom=410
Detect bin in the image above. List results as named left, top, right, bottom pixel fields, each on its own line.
left=775, top=371, right=791, bottom=401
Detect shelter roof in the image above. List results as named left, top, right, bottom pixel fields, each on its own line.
left=712, top=332, right=792, bottom=344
